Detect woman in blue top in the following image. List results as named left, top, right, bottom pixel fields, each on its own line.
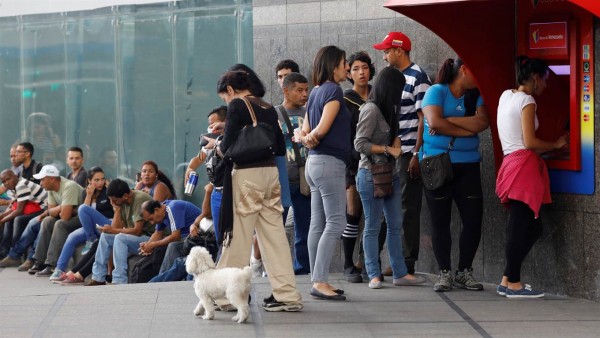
left=421, top=58, right=489, bottom=293
left=300, top=45, right=350, bottom=301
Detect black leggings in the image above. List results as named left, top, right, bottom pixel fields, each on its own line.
left=71, top=240, right=99, bottom=278
left=504, top=200, right=543, bottom=283
left=424, top=162, right=483, bottom=272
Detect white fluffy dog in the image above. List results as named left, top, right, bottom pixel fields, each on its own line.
left=185, top=246, right=252, bottom=323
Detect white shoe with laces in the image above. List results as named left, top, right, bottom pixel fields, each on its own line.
left=250, top=256, right=264, bottom=278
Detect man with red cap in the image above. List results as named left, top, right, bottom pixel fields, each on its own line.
left=373, top=32, right=431, bottom=277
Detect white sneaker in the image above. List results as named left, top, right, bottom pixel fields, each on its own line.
left=250, top=256, right=264, bottom=278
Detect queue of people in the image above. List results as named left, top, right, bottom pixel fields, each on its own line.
left=0, top=30, right=566, bottom=314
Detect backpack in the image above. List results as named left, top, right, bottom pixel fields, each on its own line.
left=182, top=230, right=218, bottom=262
left=130, top=246, right=168, bottom=283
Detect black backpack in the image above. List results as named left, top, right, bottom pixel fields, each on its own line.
left=130, top=246, right=168, bottom=284
left=182, top=230, right=218, bottom=262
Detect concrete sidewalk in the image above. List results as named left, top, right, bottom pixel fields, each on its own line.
left=1, top=267, right=599, bottom=338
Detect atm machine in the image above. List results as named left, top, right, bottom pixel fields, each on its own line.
left=384, top=0, right=596, bottom=194
left=517, top=1, right=595, bottom=194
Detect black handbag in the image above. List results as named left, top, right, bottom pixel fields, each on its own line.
left=421, top=138, right=455, bottom=190
left=225, top=97, right=276, bottom=165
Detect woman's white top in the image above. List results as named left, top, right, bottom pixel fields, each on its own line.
left=497, top=90, right=539, bottom=155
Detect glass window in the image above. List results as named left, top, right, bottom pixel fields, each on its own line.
left=0, top=0, right=253, bottom=206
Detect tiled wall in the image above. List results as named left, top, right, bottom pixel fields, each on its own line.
left=252, top=1, right=600, bottom=301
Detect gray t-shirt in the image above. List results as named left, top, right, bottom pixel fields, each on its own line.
left=354, top=102, right=399, bottom=175
left=276, top=105, right=308, bottom=183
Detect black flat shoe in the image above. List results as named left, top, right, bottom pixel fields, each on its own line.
left=310, top=288, right=346, bottom=301
left=333, top=289, right=344, bottom=295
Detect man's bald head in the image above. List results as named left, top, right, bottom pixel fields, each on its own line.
left=0, top=169, right=18, bottom=190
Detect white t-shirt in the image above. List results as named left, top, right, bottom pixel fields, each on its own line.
left=497, top=90, right=539, bottom=155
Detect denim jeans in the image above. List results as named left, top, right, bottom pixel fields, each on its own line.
left=159, top=240, right=184, bottom=274
left=423, top=162, right=483, bottom=271
left=8, top=216, right=41, bottom=260
left=289, top=182, right=311, bottom=274
left=149, top=256, right=190, bottom=282
left=92, top=233, right=149, bottom=284
left=276, top=155, right=292, bottom=208
left=112, top=233, right=150, bottom=284
left=11, top=212, right=43, bottom=246
left=357, top=168, right=408, bottom=280
left=56, top=227, right=86, bottom=271
left=92, top=233, right=116, bottom=282
left=306, top=154, right=346, bottom=283
left=211, top=188, right=222, bottom=244
left=78, top=205, right=111, bottom=241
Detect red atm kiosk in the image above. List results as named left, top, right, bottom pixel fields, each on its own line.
left=384, top=0, right=596, bottom=194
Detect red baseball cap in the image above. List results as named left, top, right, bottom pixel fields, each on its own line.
left=373, top=32, right=412, bottom=52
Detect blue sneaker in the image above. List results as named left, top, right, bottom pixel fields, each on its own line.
left=506, top=284, right=544, bottom=299
left=496, top=285, right=507, bottom=296
left=81, top=240, right=94, bottom=256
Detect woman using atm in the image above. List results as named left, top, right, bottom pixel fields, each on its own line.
left=495, top=56, right=568, bottom=298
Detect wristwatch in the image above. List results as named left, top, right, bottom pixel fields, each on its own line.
left=412, top=151, right=419, bottom=157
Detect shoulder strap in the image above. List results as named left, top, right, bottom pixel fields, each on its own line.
left=276, top=105, right=304, bottom=166
left=344, top=96, right=362, bottom=108
left=241, top=97, right=257, bottom=126
left=33, top=161, right=43, bottom=175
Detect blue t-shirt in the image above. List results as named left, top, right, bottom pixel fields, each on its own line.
left=155, top=200, right=201, bottom=238
left=421, top=84, right=484, bottom=163
left=306, top=82, right=351, bottom=164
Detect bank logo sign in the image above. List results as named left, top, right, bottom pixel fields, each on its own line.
left=529, top=22, right=567, bottom=49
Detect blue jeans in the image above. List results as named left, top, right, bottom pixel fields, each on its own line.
left=159, top=241, right=184, bottom=274
left=78, top=205, right=111, bottom=241
left=211, top=188, right=222, bottom=244
left=56, top=228, right=86, bottom=271
left=306, top=154, right=346, bottom=283
left=1, top=212, right=42, bottom=256
left=149, top=256, right=190, bottom=282
left=276, top=155, right=292, bottom=208
left=289, top=182, right=311, bottom=274
left=357, top=168, right=408, bottom=280
left=8, top=217, right=41, bottom=260
left=92, top=233, right=149, bottom=284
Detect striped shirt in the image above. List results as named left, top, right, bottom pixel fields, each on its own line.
left=398, top=63, right=431, bottom=153
left=14, top=178, right=47, bottom=207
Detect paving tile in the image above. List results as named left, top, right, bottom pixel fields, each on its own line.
left=2, top=267, right=600, bottom=337
left=456, top=300, right=579, bottom=322
left=367, top=322, right=480, bottom=337
left=480, top=320, right=600, bottom=338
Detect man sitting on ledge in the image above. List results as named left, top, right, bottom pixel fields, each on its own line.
left=86, top=179, right=152, bottom=285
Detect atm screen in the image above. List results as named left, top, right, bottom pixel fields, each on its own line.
left=548, top=65, right=570, bottom=75
left=539, top=63, right=571, bottom=161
